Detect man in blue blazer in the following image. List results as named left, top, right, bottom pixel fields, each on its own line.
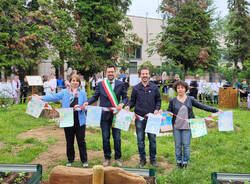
left=84, top=65, right=128, bottom=167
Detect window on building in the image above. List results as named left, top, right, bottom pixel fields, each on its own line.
left=129, top=62, right=137, bottom=74
left=125, top=45, right=142, bottom=60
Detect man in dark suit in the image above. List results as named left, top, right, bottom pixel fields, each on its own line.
left=84, top=65, right=128, bottom=167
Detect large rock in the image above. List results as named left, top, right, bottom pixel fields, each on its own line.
left=49, top=166, right=146, bottom=184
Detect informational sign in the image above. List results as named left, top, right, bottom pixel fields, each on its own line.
left=57, top=108, right=74, bottom=128
left=218, top=111, right=234, bottom=131
left=26, top=76, right=43, bottom=86
left=145, top=113, right=162, bottom=135
left=189, top=118, right=207, bottom=138
left=26, top=97, right=45, bottom=118
left=114, top=109, right=134, bottom=131
left=86, top=106, right=102, bottom=127
left=129, top=74, right=139, bottom=86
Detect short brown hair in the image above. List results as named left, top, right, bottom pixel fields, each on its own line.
left=139, top=66, right=150, bottom=75
left=173, top=80, right=189, bottom=92
left=70, top=74, right=81, bottom=85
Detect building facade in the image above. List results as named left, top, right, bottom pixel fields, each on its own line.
left=37, top=15, right=164, bottom=77
left=126, top=15, right=163, bottom=74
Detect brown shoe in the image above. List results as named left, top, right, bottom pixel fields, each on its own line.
left=115, top=159, right=122, bottom=167
left=103, top=159, right=111, bottom=167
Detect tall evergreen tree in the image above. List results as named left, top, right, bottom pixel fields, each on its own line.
left=225, top=0, right=250, bottom=70
left=149, top=0, right=220, bottom=72
left=72, top=0, right=132, bottom=78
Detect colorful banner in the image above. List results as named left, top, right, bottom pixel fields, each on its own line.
left=145, top=113, right=162, bottom=135
left=218, top=111, right=234, bottom=131
left=86, top=106, right=102, bottom=127
left=189, top=118, right=207, bottom=138
left=26, top=97, right=45, bottom=118
left=160, top=112, right=173, bottom=132
left=57, top=108, right=74, bottom=128
left=114, top=109, right=134, bottom=131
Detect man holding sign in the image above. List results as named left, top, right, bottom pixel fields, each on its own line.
left=125, top=66, right=161, bottom=167
left=84, top=65, right=128, bottom=167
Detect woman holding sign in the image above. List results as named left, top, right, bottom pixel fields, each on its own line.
left=34, top=75, right=88, bottom=168
left=167, top=80, right=220, bottom=169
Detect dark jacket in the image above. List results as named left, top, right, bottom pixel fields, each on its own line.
left=167, top=96, right=218, bottom=124
left=20, top=81, right=29, bottom=93
left=88, top=79, right=128, bottom=121
left=128, top=82, right=161, bottom=117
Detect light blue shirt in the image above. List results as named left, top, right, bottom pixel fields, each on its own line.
left=42, top=89, right=87, bottom=126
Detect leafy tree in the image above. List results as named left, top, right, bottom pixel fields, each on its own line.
left=149, top=0, right=220, bottom=72
left=225, top=0, right=250, bottom=71
left=41, top=0, right=77, bottom=77
left=0, top=0, right=52, bottom=78
left=72, top=0, right=132, bottom=79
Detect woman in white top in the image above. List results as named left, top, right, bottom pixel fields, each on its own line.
left=48, top=73, right=57, bottom=94
left=43, top=75, right=52, bottom=95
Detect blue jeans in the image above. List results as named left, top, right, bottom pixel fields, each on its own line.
left=101, top=120, right=121, bottom=160
left=135, top=119, right=156, bottom=161
left=173, top=128, right=191, bottom=164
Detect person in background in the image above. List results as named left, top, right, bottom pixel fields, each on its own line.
left=19, top=77, right=29, bottom=104
left=64, top=75, right=71, bottom=89
left=123, top=73, right=130, bottom=90
left=79, top=75, right=85, bottom=92
left=43, top=75, right=51, bottom=95
left=6, top=77, right=13, bottom=105
left=162, top=72, right=167, bottom=84
left=34, top=74, right=88, bottom=168
left=49, top=73, right=57, bottom=94
left=239, top=79, right=248, bottom=108
left=167, top=80, right=221, bottom=169
left=189, top=80, right=198, bottom=99
left=84, top=65, right=128, bottom=167
left=211, top=82, right=220, bottom=105
left=57, top=74, right=64, bottom=92
left=91, top=75, right=97, bottom=90
left=12, top=75, right=21, bottom=104
left=0, top=78, right=13, bottom=106
left=125, top=66, right=161, bottom=167
left=174, top=74, right=180, bottom=81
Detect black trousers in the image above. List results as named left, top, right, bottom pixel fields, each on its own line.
left=19, top=91, right=27, bottom=104
left=64, top=124, right=87, bottom=163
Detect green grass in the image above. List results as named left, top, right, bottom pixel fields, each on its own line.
left=0, top=102, right=249, bottom=183
left=0, top=104, right=54, bottom=163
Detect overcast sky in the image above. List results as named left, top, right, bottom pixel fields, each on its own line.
left=127, top=0, right=229, bottom=18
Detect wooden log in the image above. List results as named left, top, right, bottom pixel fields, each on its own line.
left=49, top=166, right=92, bottom=184
left=49, top=166, right=146, bottom=184
left=92, top=165, right=104, bottom=184
left=104, top=166, right=146, bottom=184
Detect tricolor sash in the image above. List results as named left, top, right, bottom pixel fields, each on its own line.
left=102, top=79, right=119, bottom=125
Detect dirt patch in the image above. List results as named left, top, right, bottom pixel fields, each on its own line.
left=17, top=125, right=61, bottom=142
left=12, top=144, right=34, bottom=154
left=17, top=125, right=104, bottom=170
left=17, top=125, right=173, bottom=174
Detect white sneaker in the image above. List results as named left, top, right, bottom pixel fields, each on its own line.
left=115, top=159, right=122, bottom=167
left=66, top=163, right=72, bottom=167
left=82, top=162, right=88, bottom=168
